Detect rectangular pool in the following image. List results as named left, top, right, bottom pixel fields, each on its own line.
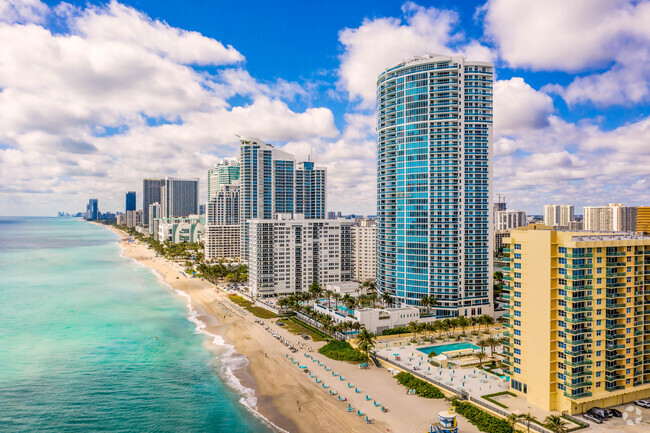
left=417, top=342, right=479, bottom=356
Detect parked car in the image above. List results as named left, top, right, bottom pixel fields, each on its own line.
left=609, top=408, right=622, bottom=417
left=582, top=413, right=603, bottom=424
left=588, top=407, right=610, bottom=419
left=634, top=399, right=650, bottom=408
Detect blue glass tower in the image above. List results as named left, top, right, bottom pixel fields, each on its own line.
left=376, top=55, right=494, bottom=318
left=125, top=191, right=136, bottom=213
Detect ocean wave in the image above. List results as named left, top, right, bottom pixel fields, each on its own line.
left=173, top=289, right=289, bottom=433
left=113, top=238, right=288, bottom=432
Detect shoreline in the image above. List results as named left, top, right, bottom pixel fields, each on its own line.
left=102, top=224, right=481, bottom=433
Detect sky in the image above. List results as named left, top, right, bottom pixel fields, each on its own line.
left=1, top=0, right=649, bottom=216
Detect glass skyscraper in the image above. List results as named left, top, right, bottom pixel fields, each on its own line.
left=238, top=137, right=327, bottom=262
left=376, top=54, right=494, bottom=318
left=207, top=159, right=240, bottom=201
left=125, top=191, right=136, bottom=213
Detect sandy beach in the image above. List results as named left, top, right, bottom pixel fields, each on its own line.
left=106, top=225, right=481, bottom=433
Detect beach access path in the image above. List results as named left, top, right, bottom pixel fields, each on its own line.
left=108, top=226, right=481, bottom=433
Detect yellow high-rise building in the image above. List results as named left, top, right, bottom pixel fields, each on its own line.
left=502, top=225, right=650, bottom=414
left=638, top=207, right=650, bottom=235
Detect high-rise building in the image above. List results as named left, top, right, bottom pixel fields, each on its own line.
left=248, top=214, right=353, bottom=297
left=295, top=161, right=327, bottom=219
left=238, top=137, right=326, bottom=262
left=543, top=204, right=574, bottom=227
left=86, top=199, right=98, bottom=220
left=584, top=204, right=637, bottom=232
left=125, top=191, right=136, bottom=213
left=160, top=177, right=199, bottom=218
left=352, top=221, right=376, bottom=282
left=638, top=206, right=650, bottom=235
left=494, top=209, right=527, bottom=231
left=148, top=202, right=161, bottom=235
left=207, top=184, right=239, bottom=225
left=143, top=178, right=165, bottom=225
left=126, top=210, right=142, bottom=227
left=207, top=159, right=240, bottom=201
left=376, top=54, right=493, bottom=317
left=502, top=226, right=650, bottom=414
left=116, top=214, right=125, bottom=226
left=204, top=225, right=240, bottom=260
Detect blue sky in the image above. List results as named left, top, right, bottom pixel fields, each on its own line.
left=1, top=0, right=650, bottom=215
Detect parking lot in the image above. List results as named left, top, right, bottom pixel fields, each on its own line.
left=580, top=403, right=650, bottom=433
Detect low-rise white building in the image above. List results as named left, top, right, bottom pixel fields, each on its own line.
left=156, top=215, right=205, bottom=244
left=325, top=281, right=359, bottom=295
left=204, top=225, right=240, bottom=260
left=248, top=214, right=353, bottom=297
left=314, top=303, right=429, bottom=334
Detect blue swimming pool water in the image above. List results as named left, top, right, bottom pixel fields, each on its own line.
left=417, top=342, right=479, bottom=355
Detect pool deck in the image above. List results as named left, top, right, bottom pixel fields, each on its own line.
left=375, top=345, right=509, bottom=397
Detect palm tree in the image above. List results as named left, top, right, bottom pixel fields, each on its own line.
left=506, top=413, right=522, bottom=433
left=332, top=292, right=342, bottom=310
left=369, top=292, right=379, bottom=308
left=477, top=339, right=489, bottom=353
left=325, top=289, right=333, bottom=307
left=432, top=320, right=442, bottom=338
left=428, top=295, right=438, bottom=316
left=344, top=296, right=357, bottom=313
left=543, top=415, right=568, bottom=433
left=521, top=413, right=537, bottom=433
left=470, top=316, right=479, bottom=333
left=421, top=295, right=430, bottom=315
left=476, top=351, right=488, bottom=367
left=381, top=292, right=392, bottom=308
left=356, top=328, right=376, bottom=361
left=308, top=281, right=322, bottom=303
left=486, top=337, right=498, bottom=355
left=408, top=321, right=420, bottom=339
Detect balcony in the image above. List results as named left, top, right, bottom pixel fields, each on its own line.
left=565, top=295, right=592, bottom=302
left=564, top=391, right=592, bottom=399
left=605, top=323, right=625, bottom=330
left=565, top=327, right=592, bottom=335
left=564, top=380, right=593, bottom=388
left=605, top=364, right=625, bottom=371
left=605, top=333, right=625, bottom=340
left=566, top=264, right=593, bottom=269
left=606, top=261, right=624, bottom=267
left=565, top=359, right=593, bottom=367
left=565, top=253, right=593, bottom=258
left=605, top=385, right=625, bottom=392
left=566, top=306, right=593, bottom=313
left=565, top=369, right=592, bottom=378
left=565, top=338, right=592, bottom=345
left=565, top=316, right=592, bottom=324
left=606, top=251, right=626, bottom=257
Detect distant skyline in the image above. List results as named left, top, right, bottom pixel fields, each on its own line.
left=1, top=0, right=649, bottom=216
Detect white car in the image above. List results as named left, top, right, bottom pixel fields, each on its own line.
left=634, top=399, right=650, bottom=408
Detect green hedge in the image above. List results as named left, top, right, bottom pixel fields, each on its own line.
left=394, top=372, right=444, bottom=398
left=318, top=341, right=366, bottom=362
left=381, top=326, right=410, bottom=336
left=451, top=400, right=512, bottom=433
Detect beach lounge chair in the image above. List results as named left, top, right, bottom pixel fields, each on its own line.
left=365, top=416, right=372, bottom=424
left=347, top=383, right=354, bottom=388
left=347, top=406, right=354, bottom=412
left=381, top=406, right=389, bottom=413
left=332, top=372, right=338, bottom=376
left=355, top=388, right=361, bottom=393
left=322, top=383, right=328, bottom=389
left=338, top=395, right=346, bottom=401
left=357, top=410, right=364, bottom=416
left=316, top=378, right=322, bottom=383
left=365, top=395, right=371, bottom=400
left=373, top=401, right=381, bottom=407
left=340, top=376, right=345, bottom=381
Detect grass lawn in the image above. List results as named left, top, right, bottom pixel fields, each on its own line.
left=318, top=340, right=366, bottom=362
left=276, top=317, right=329, bottom=342
left=228, top=295, right=277, bottom=319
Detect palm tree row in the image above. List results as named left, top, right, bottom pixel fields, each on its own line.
left=404, top=314, right=496, bottom=340
left=506, top=413, right=568, bottom=433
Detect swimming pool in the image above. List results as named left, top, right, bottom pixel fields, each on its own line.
left=417, top=342, right=479, bottom=356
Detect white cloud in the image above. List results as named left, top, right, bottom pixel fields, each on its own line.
left=483, top=0, right=650, bottom=106
left=482, top=0, right=650, bottom=71
left=0, top=0, right=48, bottom=24
left=73, top=1, right=244, bottom=66
left=494, top=77, right=554, bottom=138
left=337, top=2, right=493, bottom=107
left=0, top=1, right=338, bottom=214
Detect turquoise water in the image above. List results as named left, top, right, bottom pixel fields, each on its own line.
left=417, top=342, right=479, bottom=355
left=0, top=217, right=273, bottom=433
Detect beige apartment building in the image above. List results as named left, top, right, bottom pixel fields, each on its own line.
left=502, top=225, right=650, bottom=414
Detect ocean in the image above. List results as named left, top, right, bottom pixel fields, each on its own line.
left=0, top=217, right=273, bottom=433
